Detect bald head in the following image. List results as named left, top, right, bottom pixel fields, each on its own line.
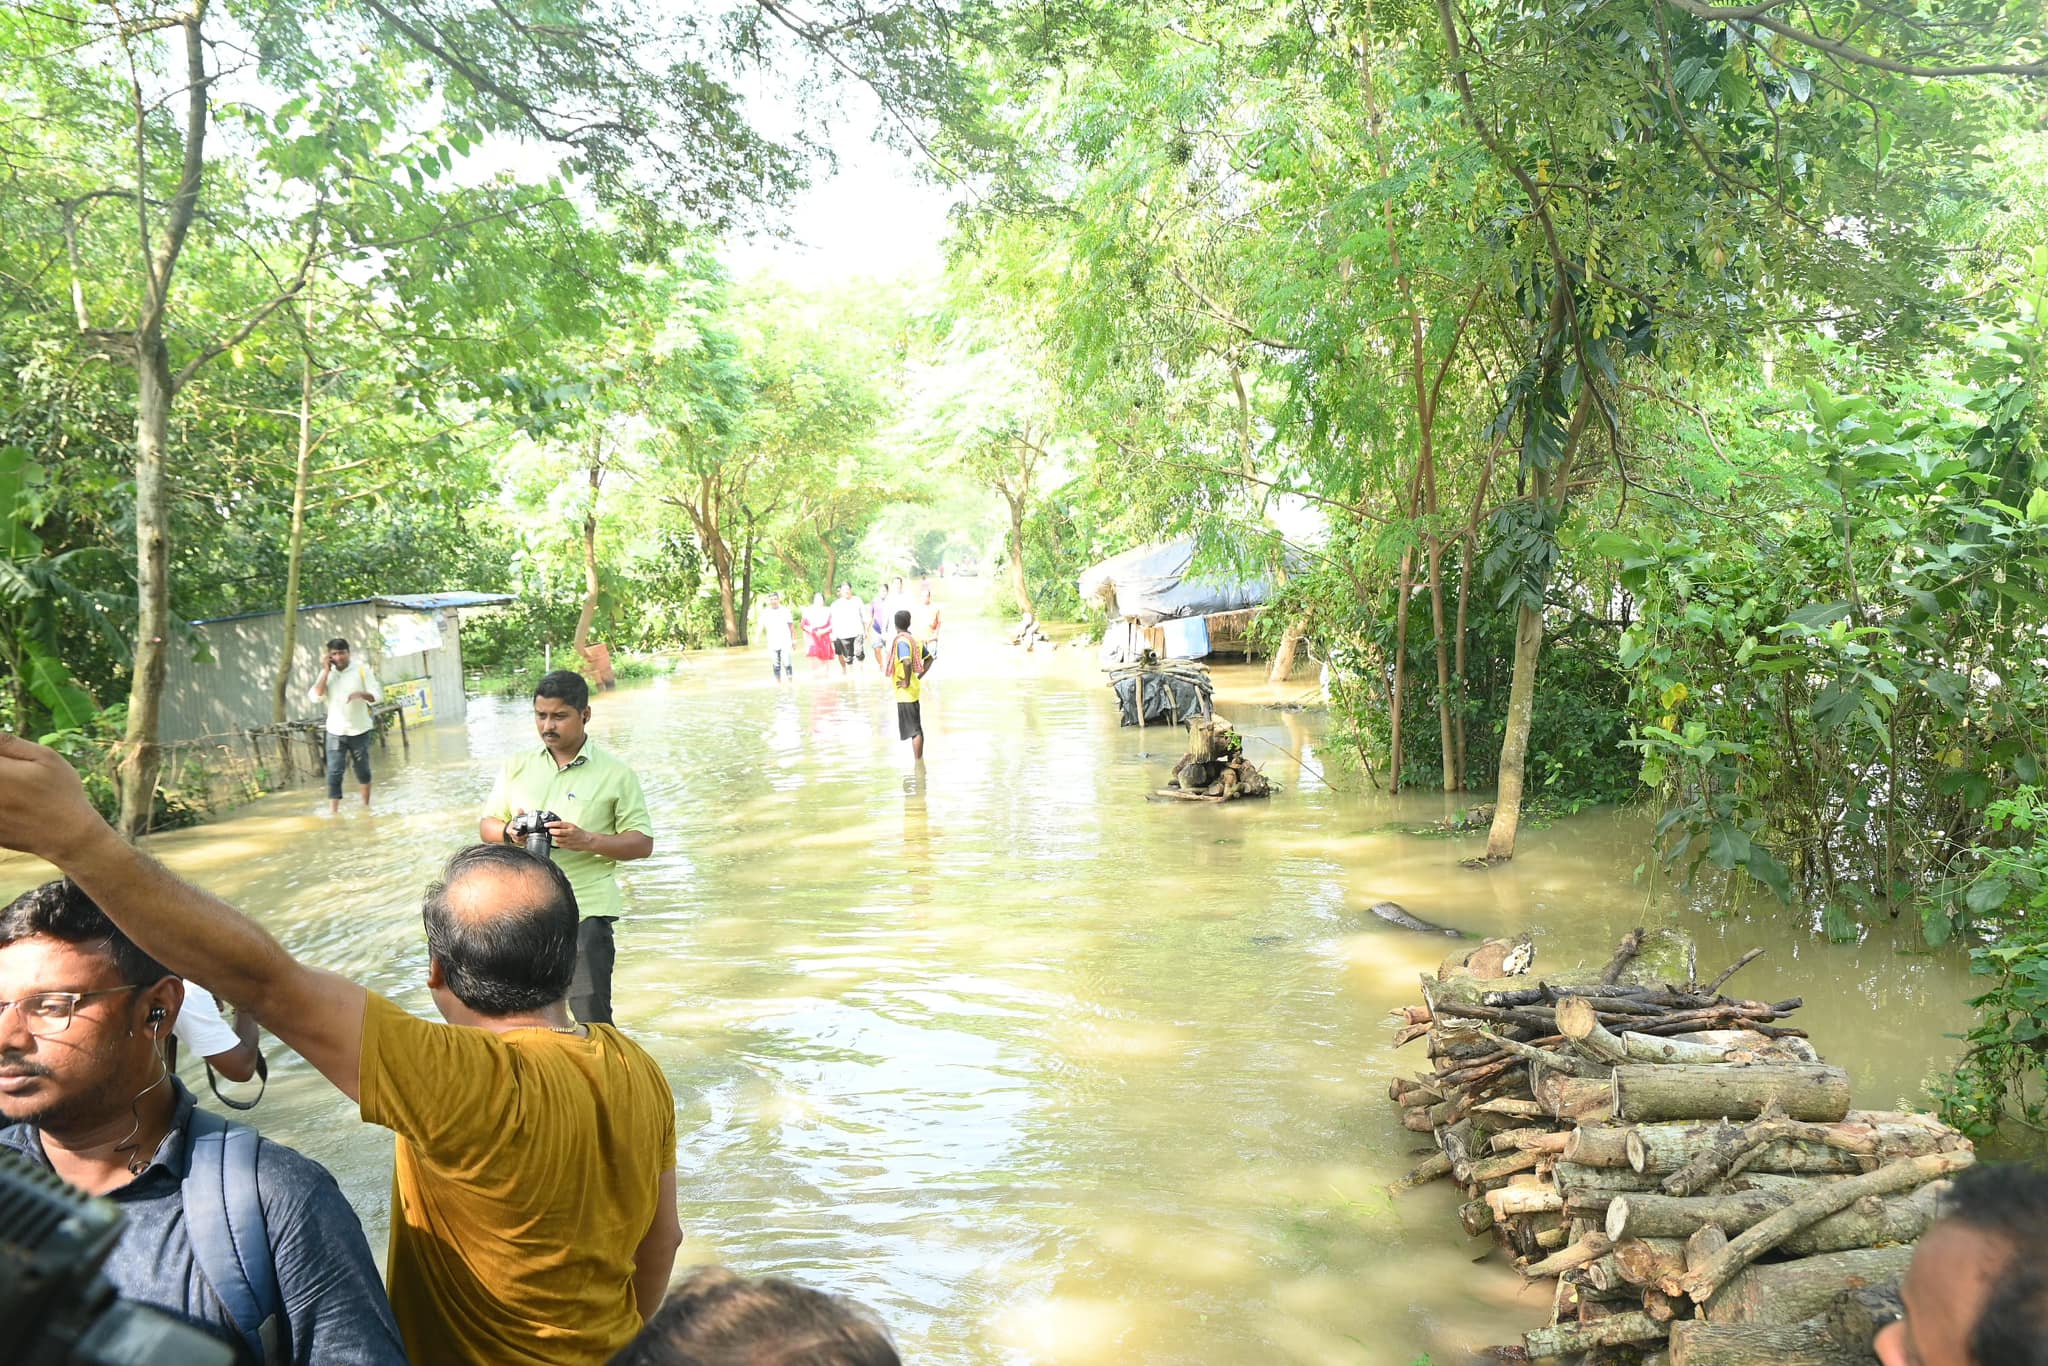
left=422, top=844, right=580, bottom=1016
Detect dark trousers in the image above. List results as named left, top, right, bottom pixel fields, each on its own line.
left=325, top=731, right=372, bottom=800
left=570, top=916, right=618, bottom=1025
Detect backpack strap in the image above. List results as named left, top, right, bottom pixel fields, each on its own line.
left=183, top=1106, right=285, bottom=1365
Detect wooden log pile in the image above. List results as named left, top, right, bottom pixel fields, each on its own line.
left=1156, top=718, right=1272, bottom=802
left=1384, top=928, right=1973, bottom=1364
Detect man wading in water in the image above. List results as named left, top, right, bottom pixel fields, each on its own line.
left=880, top=608, right=932, bottom=761
left=480, top=670, right=653, bottom=1025
left=308, top=637, right=381, bottom=815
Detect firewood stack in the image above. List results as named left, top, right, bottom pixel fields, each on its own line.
left=1157, top=718, right=1272, bottom=802
left=1385, top=928, right=1974, bottom=1364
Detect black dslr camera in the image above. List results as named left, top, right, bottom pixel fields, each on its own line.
left=2, top=1148, right=233, bottom=1364
left=506, top=810, right=562, bottom=860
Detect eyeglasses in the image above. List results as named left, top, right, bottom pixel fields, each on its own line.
left=0, top=985, right=143, bottom=1036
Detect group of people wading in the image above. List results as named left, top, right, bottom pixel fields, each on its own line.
left=0, top=666, right=899, bottom=1365
left=758, top=577, right=939, bottom=761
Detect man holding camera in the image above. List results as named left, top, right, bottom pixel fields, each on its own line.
left=307, top=637, right=381, bottom=815
left=479, top=670, right=653, bottom=1026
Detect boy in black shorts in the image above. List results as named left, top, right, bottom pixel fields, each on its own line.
left=880, top=609, right=932, bottom=760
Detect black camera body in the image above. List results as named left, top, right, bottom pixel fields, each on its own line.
left=506, top=810, right=561, bottom=860
left=1, top=1148, right=233, bottom=1364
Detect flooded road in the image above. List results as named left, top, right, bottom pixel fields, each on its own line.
left=0, top=610, right=1979, bottom=1364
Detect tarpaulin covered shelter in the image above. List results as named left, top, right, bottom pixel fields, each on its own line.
left=1078, top=539, right=1277, bottom=624
left=1082, top=538, right=1297, bottom=664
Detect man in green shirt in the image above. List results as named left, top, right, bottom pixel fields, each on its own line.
left=479, top=670, right=653, bottom=1025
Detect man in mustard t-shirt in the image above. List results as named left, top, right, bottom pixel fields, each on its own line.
left=0, top=735, right=683, bottom=1366
left=480, top=669, right=652, bottom=1026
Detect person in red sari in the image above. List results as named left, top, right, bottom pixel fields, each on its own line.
left=800, top=592, right=834, bottom=665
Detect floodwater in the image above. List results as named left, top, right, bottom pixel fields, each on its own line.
left=0, top=606, right=1979, bottom=1365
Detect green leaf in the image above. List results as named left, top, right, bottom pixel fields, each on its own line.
left=1965, top=876, right=2011, bottom=916
left=1921, top=902, right=1954, bottom=947
left=24, top=653, right=96, bottom=730
left=1706, top=822, right=1751, bottom=870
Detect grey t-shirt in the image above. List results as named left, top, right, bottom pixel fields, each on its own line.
left=1, top=1081, right=407, bottom=1365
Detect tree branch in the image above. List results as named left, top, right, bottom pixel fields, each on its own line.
left=137, top=5, right=212, bottom=340
left=171, top=202, right=324, bottom=393
left=1663, top=0, right=2048, bottom=78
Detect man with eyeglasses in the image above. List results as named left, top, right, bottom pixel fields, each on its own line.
left=0, top=878, right=406, bottom=1365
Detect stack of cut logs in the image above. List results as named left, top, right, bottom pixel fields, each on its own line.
left=1158, top=718, right=1272, bottom=802
left=1386, top=928, right=1974, bottom=1364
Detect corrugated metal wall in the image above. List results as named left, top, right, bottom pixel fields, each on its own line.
left=159, top=603, right=468, bottom=745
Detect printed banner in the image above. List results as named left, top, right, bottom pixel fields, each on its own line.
left=379, top=611, right=443, bottom=657
left=385, top=677, right=434, bottom=722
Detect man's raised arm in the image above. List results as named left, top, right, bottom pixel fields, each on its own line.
left=0, top=733, right=368, bottom=1100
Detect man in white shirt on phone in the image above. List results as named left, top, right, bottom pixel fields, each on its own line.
left=308, top=637, right=381, bottom=814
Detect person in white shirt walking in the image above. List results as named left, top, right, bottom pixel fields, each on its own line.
left=828, top=584, right=867, bottom=675
left=759, top=591, right=796, bottom=682
left=308, top=637, right=381, bottom=814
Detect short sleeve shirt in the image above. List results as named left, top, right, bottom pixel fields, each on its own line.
left=828, top=597, right=866, bottom=639
left=481, top=740, right=651, bottom=919
left=358, top=993, right=678, bottom=1366
left=308, top=662, right=381, bottom=736
left=760, top=605, right=794, bottom=651
left=172, top=983, right=241, bottom=1058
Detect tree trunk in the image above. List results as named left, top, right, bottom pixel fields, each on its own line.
left=1750, top=1178, right=1948, bottom=1258
left=1006, top=493, right=1034, bottom=616
left=1668, top=1318, right=1871, bottom=1366
left=1482, top=595, right=1543, bottom=859
left=714, top=541, right=739, bottom=646
left=1453, top=531, right=1473, bottom=787
left=1611, top=1236, right=1688, bottom=1291
left=737, top=513, right=755, bottom=646
left=1610, top=1064, right=1854, bottom=1124
left=1704, top=1246, right=1913, bottom=1326
left=1606, top=1173, right=1944, bottom=1259
left=1558, top=995, right=1634, bottom=1067
left=116, top=337, right=174, bottom=836
left=115, top=9, right=210, bottom=838
left=1267, top=622, right=1304, bottom=683
left=1606, top=1176, right=1830, bottom=1241
left=1484, top=387, right=1593, bottom=861
left=1680, top=1152, right=1972, bottom=1302
left=1565, top=1124, right=1635, bottom=1168
left=1428, top=538, right=1457, bottom=790
left=1537, top=1071, right=1615, bottom=1121
left=1389, top=545, right=1415, bottom=793
left=1621, top=1114, right=1961, bottom=1178
left=271, top=353, right=314, bottom=724
left=573, top=458, right=600, bottom=656
left=822, top=541, right=840, bottom=600
left=1554, top=1161, right=1659, bottom=1202
left=1523, top=1312, right=1666, bottom=1358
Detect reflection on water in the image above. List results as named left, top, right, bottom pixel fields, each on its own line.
left=0, top=615, right=1977, bottom=1364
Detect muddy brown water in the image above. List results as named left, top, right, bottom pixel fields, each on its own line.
left=0, top=612, right=1976, bottom=1364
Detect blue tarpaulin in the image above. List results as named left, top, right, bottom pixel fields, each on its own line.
left=1077, top=540, right=1274, bottom=624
